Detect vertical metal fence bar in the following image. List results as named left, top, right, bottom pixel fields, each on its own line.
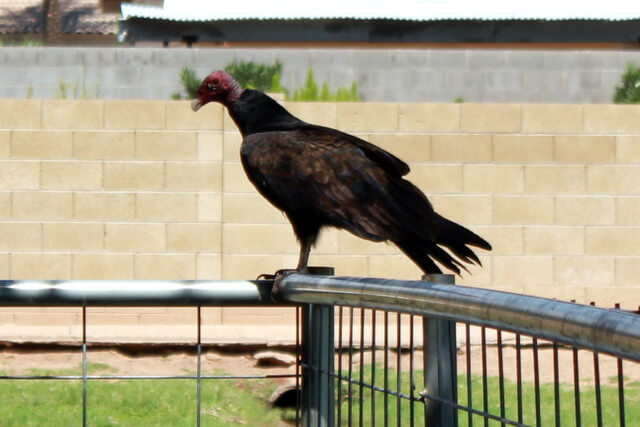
left=348, top=307, right=354, bottom=427
left=409, top=314, right=415, bottom=427
left=296, top=306, right=301, bottom=426
left=371, top=309, right=376, bottom=427
left=196, top=306, right=202, bottom=427
left=337, top=306, right=343, bottom=426
left=516, top=334, right=523, bottom=425
left=466, top=323, right=473, bottom=427
left=396, top=313, right=402, bottom=427
left=301, top=303, right=335, bottom=427
left=497, top=330, right=505, bottom=427
left=617, top=358, right=625, bottom=427
left=572, top=348, right=581, bottom=427
left=359, top=308, right=365, bottom=427
left=384, top=310, right=389, bottom=427
left=533, top=337, right=541, bottom=427
left=82, top=306, right=87, bottom=427
left=553, top=342, right=560, bottom=427
left=481, top=327, right=489, bottom=427
left=423, top=274, right=457, bottom=427
left=593, top=351, right=603, bottom=427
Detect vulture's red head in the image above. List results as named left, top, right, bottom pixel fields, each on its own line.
left=191, top=70, right=243, bottom=111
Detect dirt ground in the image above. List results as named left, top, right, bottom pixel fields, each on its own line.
left=1, top=344, right=638, bottom=388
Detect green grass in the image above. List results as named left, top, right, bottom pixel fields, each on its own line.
left=0, top=362, right=637, bottom=426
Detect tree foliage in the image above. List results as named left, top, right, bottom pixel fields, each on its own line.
left=224, top=60, right=284, bottom=92
left=613, top=63, right=640, bottom=104
left=290, top=68, right=359, bottom=102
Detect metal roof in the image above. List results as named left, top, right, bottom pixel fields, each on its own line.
left=121, top=0, right=640, bottom=22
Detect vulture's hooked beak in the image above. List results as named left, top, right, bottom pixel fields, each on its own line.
left=190, top=98, right=202, bottom=112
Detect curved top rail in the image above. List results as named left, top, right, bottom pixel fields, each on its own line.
left=278, top=274, right=640, bottom=362
left=0, top=280, right=281, bottom=306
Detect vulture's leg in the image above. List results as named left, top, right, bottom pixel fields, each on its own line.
left=296, top=239, right=312, bottom=274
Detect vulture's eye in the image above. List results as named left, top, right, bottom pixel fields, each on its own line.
left=212, top=78, right=219, bottom=85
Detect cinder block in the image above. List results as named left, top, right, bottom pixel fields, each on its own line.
left=407, top=164, right=462, bottom=193
left=457, top=254, right=493, bottom=287
left=0, top=192, right=9, bottom=218
left=555, top=196, right=615, bottom=225
left=221, top=254, right=286, bottom=279
left=103, top=161, right=164, bottom=190
left=587, top=165, right=640, bottom=194
left=523, top=226, right=584, bottom=255
left=105, top=223, right=166, bottom=252
left=522, top=104, right=583, bottom=133
left=584, top=286, right=640, bottom=309
left=166, top=100, right=223, bottom=130
left=0, top=131, right=9, bottom=157
left=43, top=223, right=104, bottom=251
left=336, top=103, right=398, bottom=132
left=283, top=102, right=337, bottom=128
left=584, top=105, right=640, bottom=134
left=165, top=161, right=221, bottom=191
left=615, top=258, right=640, bottom=286
left=616, top=136, right=640, bottom=163
left=430, top=195, right=493, bottom=225
left=493, top=256, right=553, bottom=286
left=366, top=134, right=430, bottom=163
left=10, top=253, right=71, bottom=279
left=367, top=255, right=422, bottom=280
left=135, top=131, right=197, bottom=160
left=103, top=100, right=166, bottom=130
left=136, top=193, right=197, bottom=221
left=493, top=196, right=554, bottom=225
left=135, top=254, right=196, bottom=280
left=397, top=103, right=459, bottom=132
left=196, top=254, right=222, bottom=279
left=554, top=256, right=614, bottom=286
left=222, top=193, right=284, bottom=224
left=0, top=161, right=40, bottom=190
left=223, top=132, right=242, bottom=162
left=222, top=223, right=289, bottom=255
left=42, top=100, right=103, bottom=129
left=460, top=104, right=521, bottom=133
left=197, top=193, right=222, bottom=222
left=12, top=191, right=72, bottom=220
left=471, top=226, right=523, bottom=255
left=41, top=161, right=102, bottom=190
left=463, top=165, right=523, bottom=194
left=0, top=222, right=41, bottom=250
left=167, top=223, right=222, bottom=252
left=431, top=135, right=492, bottom=162
left=73, top=254, right=135, bottom=279
left=297, top=254, right=368, bottom=276
left=223, top=162, right=254, bottom=192
left=492, top=135, right=553, bottom=163
left=585, top=227, right=640, bottom=255
left=524, top=166, right=585, bottom=194
left=74, top=192, right=135, bottom=221
left=337, top=232, right=398, bottom=255
left=616, top=197, right=640, bottom=225
left=0, top=253, right=8, bottom=280
left=0, top=100, right=42, bottom=129
left=73, top=131, right=135, bottom=159
left=554, top=135, right=615, bottom=163
left=11, top=130, right=72, bottom=159
left=197, top=132, right=223, bottom=161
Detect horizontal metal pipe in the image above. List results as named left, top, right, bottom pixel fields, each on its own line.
left=0, top=280, right=282, bottom=306
left=278, top=274, right=640, bottom=362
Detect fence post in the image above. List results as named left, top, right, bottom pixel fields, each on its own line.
left=422, top=274, right=457, bottom=426
left=300, top=267, right=335, bottom=427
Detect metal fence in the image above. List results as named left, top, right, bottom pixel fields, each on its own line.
left=1, top=275, right=639, bottom=426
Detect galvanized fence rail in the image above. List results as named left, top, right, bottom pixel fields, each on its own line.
left=1, top=276, right=640, bottom=426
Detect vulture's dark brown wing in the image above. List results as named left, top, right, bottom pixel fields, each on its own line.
left=240, top=127, right=439, bottom=244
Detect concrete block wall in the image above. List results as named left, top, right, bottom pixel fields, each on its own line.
left=0, top=99, right=639, bottom=333
left=1, top=47, right=640, bottom=102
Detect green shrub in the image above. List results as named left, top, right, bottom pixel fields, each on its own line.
left=171, top=66, right=202, bottom=100
left=290, top=68, right=359, bottom=102
left=224, top=60, right=285, bottom=93
left=613, top=63, right=640, bottom=104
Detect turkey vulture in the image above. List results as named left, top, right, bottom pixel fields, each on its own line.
left=191, top=71, right=491, bottom=275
